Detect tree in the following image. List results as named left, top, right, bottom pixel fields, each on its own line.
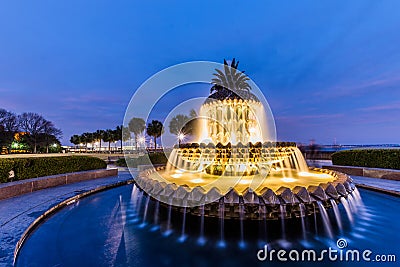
left=42, top=120, right=62, bottom=153
left=11, top=132, right=30, bottom=152
left=0, top=110, right=19, bottom=153
left=169, top=114, right=190, bottom=146
left=102, top=129, right=117, bottom=152
left=2, top=110, right=62, bottom=154
left=189, top=109, right=197, bottom=119
left=3, top=112, right=19, bottom=132
left=0, top=130, right=14, bottom=152
left=70, top=135, right=81, bottom=146
left=36, top=133, right=61, bottom=153
left=185, top=109, right=198, bottom=138
left=18, top=112, right=47, bottom=153
left=146, top=120, right=164, bottom=150
left=102, top=130, right=110, bottom=152
left=81, top=132, right=94, bottom=150
left=94, top=130, right=105, bottom=151
left=115, top=125, right=123, bottom=151
left=0, top=109, right=8, bottom=126
left=128, top=117, right=146, bottom=150
left=122, top=126, right=131, bottom=146
left=210, top=58, right=253, bottom=100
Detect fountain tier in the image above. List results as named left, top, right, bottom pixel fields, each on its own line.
left=134, top=83, right=358, bottom=221
left=135, top=165, right=356, bottom=220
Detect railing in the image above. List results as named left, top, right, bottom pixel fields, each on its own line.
left=303, top=151, right=333, bottom=160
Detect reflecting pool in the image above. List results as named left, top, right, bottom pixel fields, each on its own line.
left=16, top=184, right=399, bottom=267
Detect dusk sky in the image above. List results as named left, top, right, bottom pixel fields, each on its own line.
left=1, top=0, right=400, bottom=145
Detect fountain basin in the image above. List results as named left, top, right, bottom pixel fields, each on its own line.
left=134, top=166, right=356, bottom=220
left=17, top=184, right=398, bottom=267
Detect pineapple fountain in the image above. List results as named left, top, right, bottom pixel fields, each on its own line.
left=130, top=59, right=361, bottom=244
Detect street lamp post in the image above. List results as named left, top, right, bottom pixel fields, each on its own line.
left=178, top=133, right=185, bottom=147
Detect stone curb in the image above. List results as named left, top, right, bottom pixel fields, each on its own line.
left=355, top=183, right=400, bottom=197
left=13, top=179, right=134, bottom=265
left=323, top=165, right=400, bottom=180
left=0, top=169, right=118, bottom=201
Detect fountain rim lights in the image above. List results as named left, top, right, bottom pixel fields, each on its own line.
left=138, top=166, right=349, bottom=194
left=134, top=164, right=356, bottom=220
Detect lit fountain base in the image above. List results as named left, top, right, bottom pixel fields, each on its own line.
left=134, top=166, right=357, bottom=221
left=130, top=169, right=362, bottom=245
left=131, top=142, right=362, bottom=242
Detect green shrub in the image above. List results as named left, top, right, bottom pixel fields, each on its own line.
left=116, top=158, right=128, bottom=167
left=0, top=156, right=107, bottom=183
left=332, top=149, right=400, bottom=170
left=0, top=159, right=15, bottom=183
left=117, top=152, right=168, bottom=168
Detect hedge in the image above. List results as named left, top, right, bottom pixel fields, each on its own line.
left=116, top=152, right=168, bottom=168
left=332, top=149, right=400, bottom=170
left=0, top=156, right=107, bottom=183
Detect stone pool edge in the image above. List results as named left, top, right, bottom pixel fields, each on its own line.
left=355, top=184, right=400, bottom=197
left=323, top=165, right=400, bottom=180
left=0, top=168, right=118, bottom=201
left=13, top=178, right=135, bottom=265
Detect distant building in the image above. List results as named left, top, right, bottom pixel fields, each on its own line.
left=0, top=131, right=30, bottom=154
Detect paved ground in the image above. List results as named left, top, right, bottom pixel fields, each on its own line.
left=0, top=153, right=126, bottom=160
left=351, top=175, right=400, bottom=193
left=0, top=171, right=135, bottom=267
left=306, top=159, right=332, bottom=168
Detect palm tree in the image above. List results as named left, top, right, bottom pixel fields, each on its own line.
left=146, top=120, right=164, bottom=150
left=94, top=130, right=105, bottom=152
left=189, top=109, right=197, bottom=119
left=169, top=114, right=196, bottom=146
left=185, top=109, right=198, bottom=138
left=169, top=114, right=189, bottom=145
left=102, top=129, right=115, bottom=152
left=115, top=125, right=123, bottom=152
left=122, top=126, right=131, bottom=150
left=110, top=129, right=118, bottom=151
left=210, top=58, right=251, bottom=97
left=128, top=117, right=146, bottom=150
left=81, top=132, right=93, bottom=151
left=70, top=135, right=81, bottom=147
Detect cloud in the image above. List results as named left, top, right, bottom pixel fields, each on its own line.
left=276, top=113, right=344, bottom=121
left=62, top=93, right=125, bottom=105
left=314, top=74, right=400, bottom=99
left=60, top=93, right=126, bottom=112
left=358, top=101, right=400, bottom=112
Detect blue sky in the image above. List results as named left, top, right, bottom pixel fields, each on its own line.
left=1, top=0, right=400, bottom=145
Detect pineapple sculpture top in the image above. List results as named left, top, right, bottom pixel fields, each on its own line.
left=207, top=58, right=259, bottom=102
left=199, top=59, right=264, bottom=145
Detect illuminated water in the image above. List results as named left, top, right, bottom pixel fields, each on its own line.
left=16, top=184, right=399, bottom=267
left=160, top=98, right=338, bottom=195
left=149, top=168, right=336, bottom=195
